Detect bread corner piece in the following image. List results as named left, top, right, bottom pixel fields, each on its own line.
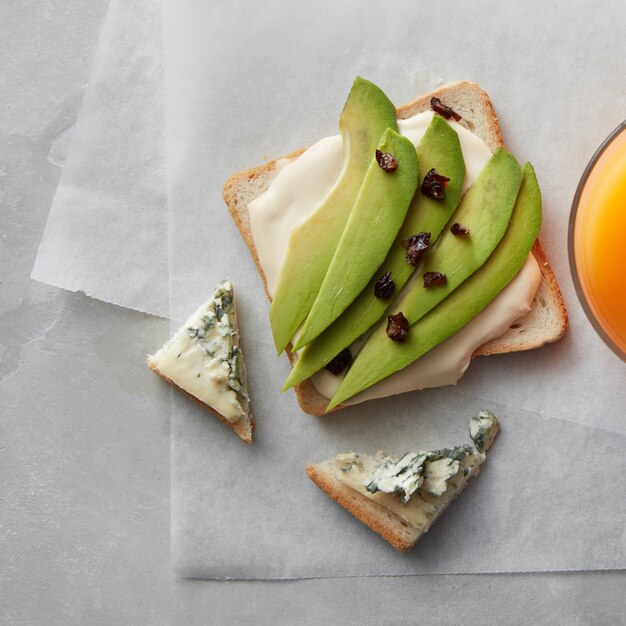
left=147, top=280, right=253, bottom=444
left=306, top=411, right=500, bottom=551
left=223, top=81, right=568, bottom=416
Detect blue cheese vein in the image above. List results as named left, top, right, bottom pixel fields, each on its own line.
left=469, top=410, right=498, bottom=453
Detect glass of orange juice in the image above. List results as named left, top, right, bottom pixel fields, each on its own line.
left=569, top=121, right=626, bottom=361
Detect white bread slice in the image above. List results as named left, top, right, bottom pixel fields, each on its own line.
left=223, top=81, right=568, bottom=415
left=306, top=411, right=500, bottom=551
left=148, top=281, right=253, bottom=444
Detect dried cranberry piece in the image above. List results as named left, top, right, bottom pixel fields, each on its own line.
left=386, top=312, right=410, bottom=342
left=430, top=97, right=462, bottom=121
left=423, top=271, right=447, bottom=287
left=421, top=168, right=450, bottom=201
left=375, top=149, right=398, bottom=172
left=450, top=222, right=470, bottom=236
left=374, top=270, right=395, bottom=299
left=325, top=348, right=353, bottom=375
left=401, top=231, right=431, bottom=267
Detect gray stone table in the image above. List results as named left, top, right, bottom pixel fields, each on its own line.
left=1, top=1, right=624, bottom=623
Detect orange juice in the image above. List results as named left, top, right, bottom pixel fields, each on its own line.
left=571, top=122, right=626, bottom=358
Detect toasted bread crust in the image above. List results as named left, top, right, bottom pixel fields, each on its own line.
left=474, top=239, right=568, bottom=356
left=148, top=359, right=253, bottom=444
left=396, top=81, right=505, bottom=152
left=223, top=81, right=568, bottom=416
left=306, top=464, right=418, bottom=551
left=223, top=147, right=306, bottom=305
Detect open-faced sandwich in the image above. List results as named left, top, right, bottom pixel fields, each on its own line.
left=224, top=78, right=567, bottom=415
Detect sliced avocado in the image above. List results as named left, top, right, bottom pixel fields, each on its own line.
left=326, top=162, right=541, bottom=410
left=389, top=148, right=522, bottom=326
left=269, top=77, right=397, bottom=354
left=292, top=128, right=419, bottom=350
left=283, top=115, right=465, bottom=388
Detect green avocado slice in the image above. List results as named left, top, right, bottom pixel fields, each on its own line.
left=326, top=162, right=541, bottom=410
left=269, top=77, right=397, bottom=355
left=292, top=128, right=419, bottom=350
left=283, top=115, right=465, bottom=389
left=391, top=148, right=522, bottom=327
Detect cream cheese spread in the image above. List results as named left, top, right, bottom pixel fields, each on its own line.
left=150, top=281, right=249, bottom=422
left=248, top=111, right=492, bottom=295
left=312, top=253, right=541, bottom=405
left=247, top=110, right=541, bottom=402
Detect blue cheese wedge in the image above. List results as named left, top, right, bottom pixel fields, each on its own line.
left=306, top=411, right=499, bottom=550
left=148, top=280, right=252, bottom=443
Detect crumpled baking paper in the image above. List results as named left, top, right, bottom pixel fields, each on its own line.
left=31, top=0, right=169, bottom=318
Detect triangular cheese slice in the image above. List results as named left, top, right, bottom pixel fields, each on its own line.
left=148, top=280, right=253, bottom=443
left=306, top=411, right=499, bottom=550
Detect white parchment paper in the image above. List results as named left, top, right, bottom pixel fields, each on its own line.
left=31, top=0, right=169, bottom=318
left=29, top=0, right=626, bottom=578
left=164, top=0, right=626, bottom=578
left=172, top=391, right=626, bottom=578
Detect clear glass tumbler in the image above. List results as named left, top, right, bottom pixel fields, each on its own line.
left=568, top=121, right=626, bottom=361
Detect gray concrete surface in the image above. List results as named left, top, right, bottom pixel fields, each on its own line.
left=1, top=1, right=624, bottom=624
